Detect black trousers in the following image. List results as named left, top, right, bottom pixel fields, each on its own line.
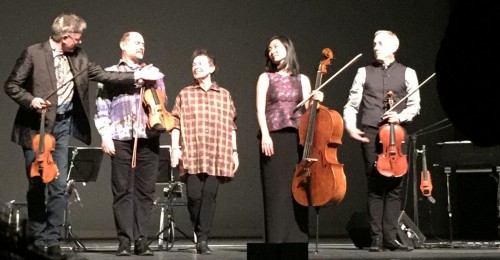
left=185, top=173, right=220, bottom=242
left=361, top=126, right=405, bottom=244
left=111, top=138, right=159, bottom=242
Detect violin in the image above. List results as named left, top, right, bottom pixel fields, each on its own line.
left=292, top=48, right=347, bottom=207
left=376, top=91, right=408, bottom=177
left=30, top=107, right=59, bottom=183
left=142, top=80, right=174, bottom=132
left=132, top=64, right=174, bottom=168
left=419, top=145, right=434, bottom=200
left=139, top=63, right=174, bottom=132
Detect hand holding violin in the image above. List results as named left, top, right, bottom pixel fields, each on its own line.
left=134, top=64, right=164, bottom=82
left=381, top=111, right=400, bottom=124
left=31, top=97, right=51, bottom=110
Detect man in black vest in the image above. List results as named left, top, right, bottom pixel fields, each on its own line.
left=343, top=30, right=420, bottom=252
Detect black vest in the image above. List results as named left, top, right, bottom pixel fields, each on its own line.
left=360, top=62, right=408, bottom=128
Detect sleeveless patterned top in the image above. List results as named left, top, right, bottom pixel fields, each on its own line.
left=265, top=72, right=303, bottom=132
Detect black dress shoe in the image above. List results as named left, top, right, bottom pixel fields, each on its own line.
left=134, top=237, right=154, bottom=256
left=384, top=240, right=413, bottom=251
left=196, top=241, right=213, bottom=255
left=116, top=239, right=131, bottom=256
left=47, top=245, right=63, bottom=257
left=369, top=237, right=383, bottom=252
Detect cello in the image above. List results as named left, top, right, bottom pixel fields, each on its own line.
left=30, top=107, right=60, bottom=183
left=292, top=48, right=347, bottom=207
left=376, top=91, right=408, bottom=177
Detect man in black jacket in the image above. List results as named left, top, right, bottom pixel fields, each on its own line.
left=4, top=13, right=162, bottom=257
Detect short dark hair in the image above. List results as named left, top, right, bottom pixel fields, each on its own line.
left=192, top=49, right=216, bottom=68
left=191, top=48, right=218, bottom=79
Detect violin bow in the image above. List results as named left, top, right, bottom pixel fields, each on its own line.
left=381, top=72, right=436, bottom=117
left=296, top=53, right=363, bottom=108
left=132, top=63, right=152, bottom=168
left=44, top=67, right=88, bottom=101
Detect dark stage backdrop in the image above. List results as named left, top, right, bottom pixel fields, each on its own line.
left=1, top=1, right=456, bottom=239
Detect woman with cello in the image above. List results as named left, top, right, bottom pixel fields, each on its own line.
left=343, top=30, right=420, bottom=252
left=256, top=35, right=324, bottom=243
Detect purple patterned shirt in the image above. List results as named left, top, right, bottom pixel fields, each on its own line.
left=94, top=60, right=167, bottom=140
left=265, top=72, right=303, bottom=131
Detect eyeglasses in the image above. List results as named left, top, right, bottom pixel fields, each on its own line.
left=65, top=34, right=82, bottom=44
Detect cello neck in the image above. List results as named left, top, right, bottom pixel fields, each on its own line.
left=302, top=59, right=327, bottom=159
left=301, top=48, right=334, bottom=160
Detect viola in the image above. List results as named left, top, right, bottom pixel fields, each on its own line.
left=292, top=48, right=347, bottom=207
left=376, top=91, right=408, bottom=177
left=30, top=107, right=59, bottom=183
left=142, top=80, right=174, bottom=132
left=419, top=145, right=434, bottom=198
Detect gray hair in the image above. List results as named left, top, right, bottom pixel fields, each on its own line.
left=51, top=13, right=87, bottom=41
left=374, top=30, right=400, bottom=51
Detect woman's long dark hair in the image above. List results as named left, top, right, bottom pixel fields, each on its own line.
left=265, top=35, right=300, bottom=76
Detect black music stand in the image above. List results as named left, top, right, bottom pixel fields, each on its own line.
left=151, top=145, right=192, bottom=251
left=64, top=146, right=103, bottom=251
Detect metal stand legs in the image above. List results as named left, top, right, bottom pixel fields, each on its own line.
left=63, top=179, right=86, bottom=251
left=444, top=167, right=453, bottom=243
left=152, top=196, right=193, bottom=250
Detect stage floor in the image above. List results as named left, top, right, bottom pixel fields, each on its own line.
left=46, top=238, right=500, bottom=259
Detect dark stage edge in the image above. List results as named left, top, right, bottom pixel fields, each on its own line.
left=43, top=238, right=500, bottom=259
